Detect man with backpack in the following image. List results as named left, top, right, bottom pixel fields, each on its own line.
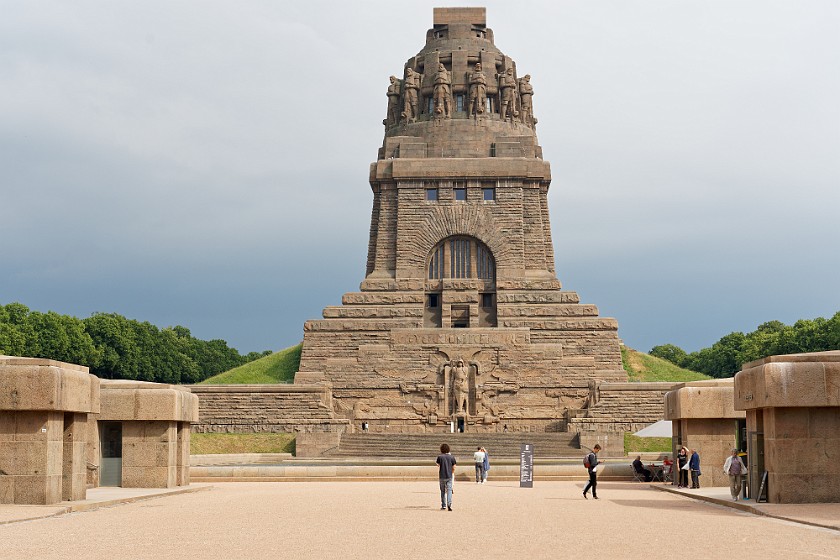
left=582, top=444, right=602, bottom=499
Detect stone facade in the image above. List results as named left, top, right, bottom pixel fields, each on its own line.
left=1, top=356, right=199, bottom=504
left=734, top=351, right=840, bottom=503
left=294, top=7, right=626, bottom=435
left=664, top=380, right=746, bottom=488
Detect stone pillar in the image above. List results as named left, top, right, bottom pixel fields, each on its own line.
left=177, top=422, right=190, bottom=486
left=62, top=412, right=89, bottom=501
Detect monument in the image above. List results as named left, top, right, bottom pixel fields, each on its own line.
left=292, top=7, right=627, bottom=435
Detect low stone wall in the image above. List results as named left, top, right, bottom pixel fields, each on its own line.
left=189, top=385, right=348, bottom=434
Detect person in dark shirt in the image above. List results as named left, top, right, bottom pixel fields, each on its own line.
left=632, top=455, right=653, bottom=482
left=436, top=443, right=457, bottom=511
left=689, top=449, right=701, bottom=489
left=582, top=444, right=602, bottom=499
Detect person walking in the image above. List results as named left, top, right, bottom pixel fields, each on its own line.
left=723, top=449, right=747, bottom=501
left=481, top=447, right=490, bottom=483
left=436, top=443, right=457, bottom=511
left=582, top=444, right=602, bottom=499
left=689, top=449, right=701, bottom=489
left=677, top=446, right=689, bottom=488
left=473, top=447, right=486, bottom=483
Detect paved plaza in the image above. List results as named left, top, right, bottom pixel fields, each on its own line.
left=2, top=481, right=838, bottom=559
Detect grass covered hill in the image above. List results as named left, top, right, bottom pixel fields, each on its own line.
left=622, top=346, right=710, bottom=382
left=200, top=343, right=302, bottom=384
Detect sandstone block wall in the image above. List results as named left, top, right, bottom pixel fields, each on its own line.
left=763, top=406, right=840, bottom=503
left=0, top=410, right=64, bottom=504
left=190, top=385, right=348, bottom=434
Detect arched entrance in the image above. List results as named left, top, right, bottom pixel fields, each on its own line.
left=425, top=236, right=496, bottom=328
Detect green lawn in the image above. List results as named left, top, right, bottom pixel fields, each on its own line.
left=624, top=433, right=672, bottom=454
left=191, top=433, right=295, bottom=455
left=199, top=343, right=302, bottom=384
left=622, top=346, right=711, bottom=382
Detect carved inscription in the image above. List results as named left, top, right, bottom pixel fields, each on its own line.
left=391, top=329, right=530, bottom=346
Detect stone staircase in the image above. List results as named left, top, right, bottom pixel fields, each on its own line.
left=328, top=432, right=580, bottom=459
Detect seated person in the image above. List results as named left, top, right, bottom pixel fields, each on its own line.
left=632, top=455, right=653, bottom=482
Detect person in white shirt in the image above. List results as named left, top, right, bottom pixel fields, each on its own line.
left=473, top=447, right=486, bottom=483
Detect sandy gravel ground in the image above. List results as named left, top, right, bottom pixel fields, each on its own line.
left=2, top=481, right=838, bottom=560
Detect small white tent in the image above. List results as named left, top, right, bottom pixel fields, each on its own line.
left=633, top=420, right=672, bottom=438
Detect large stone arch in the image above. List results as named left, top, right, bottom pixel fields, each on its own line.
left=403, top=205, right=514, bottom=272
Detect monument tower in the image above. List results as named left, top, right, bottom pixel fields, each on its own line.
left=294, top=7, right=626, bottom=433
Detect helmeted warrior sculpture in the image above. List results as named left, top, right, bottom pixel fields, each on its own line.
left=518, top=74, right=535, bottom=127
left=384, top=75, right=401, bottom=126
left=468, top=62, right=487, bottom=117
left=498, top=67, right=518, bottom=122
left=401, top=68, right=422, bottom=122
left=433, top=63, right=452, bottom=118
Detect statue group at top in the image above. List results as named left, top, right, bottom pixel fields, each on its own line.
left=383, top=10, right=536, bottom=129
left=386, top=65, right=535, bottom=127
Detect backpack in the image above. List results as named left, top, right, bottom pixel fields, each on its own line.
left=583, top=453, right=592, bottom=469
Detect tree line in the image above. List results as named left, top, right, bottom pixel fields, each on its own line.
left=0, top=302, right=272, bottom=384
left=649, top=311, right=840, bottom=378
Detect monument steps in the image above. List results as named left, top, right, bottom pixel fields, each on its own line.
left=328, top=432, right=580, bottom=459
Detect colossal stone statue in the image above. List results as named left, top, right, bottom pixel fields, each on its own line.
left=401, top=68, right=422, bottom=122
left=468, top=62, right=487, bottom=116
left=498, top=67, right=518, bottom=122
left=385, top=75, right=401, bottom=126
left=519, top=74, right=535, bottom=127
left=433, top=63, right=452, bottom=118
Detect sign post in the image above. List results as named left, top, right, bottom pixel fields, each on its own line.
left=519, top=443, right=534, bottom=488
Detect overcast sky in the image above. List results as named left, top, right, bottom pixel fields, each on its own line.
left=1, top=1, right=838, bottom=355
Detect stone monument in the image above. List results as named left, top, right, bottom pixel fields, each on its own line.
left=294, top=7, right=626, bottom=434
